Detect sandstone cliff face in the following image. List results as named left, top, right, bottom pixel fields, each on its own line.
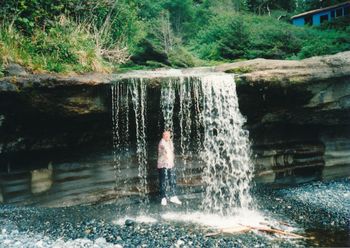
left=215, top=51, right=350, bottom=126
left=0, top=52, right=349, bottom=190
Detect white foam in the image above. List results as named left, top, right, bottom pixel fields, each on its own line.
left=161, top=209, right=267, bottom=229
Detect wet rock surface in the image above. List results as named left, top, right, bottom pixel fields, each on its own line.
left=0, top=52, right=349, bottom=179
left=1, top=178, right=349, bottom=247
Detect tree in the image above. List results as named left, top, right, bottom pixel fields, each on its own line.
left=149, top=11, right=177, bottom=55
left=247, top=0, right=296, bottom=14
left=162, top=0, right=195, bottom=34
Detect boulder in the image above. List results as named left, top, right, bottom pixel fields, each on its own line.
left=4, top=63, right=28, bottom=77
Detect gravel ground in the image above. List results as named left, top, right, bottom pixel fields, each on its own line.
left=0, top=178, right=349, bottom=248
left=0, top=205, right=302, bottom=248
left=256, top=178, right=350, bottom=228
left=254, top=178, right=350, bottom=247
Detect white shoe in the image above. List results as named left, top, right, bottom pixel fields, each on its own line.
left=169, top=196, right=182, bottom=205
left=161, top=197, right=167, bottom=206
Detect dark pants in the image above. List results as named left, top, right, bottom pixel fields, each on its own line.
left=158, top=168, right=177, bottom=198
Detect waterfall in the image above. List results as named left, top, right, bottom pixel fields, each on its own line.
left=111, top=83, right=121, bottom=190
left=111, top=72, right=253, bottom=215
left=200, top=74, right=253, bottom=215
left=160, top=79, right=176, bottom=132
left=111, top=79, right=149, bottom=203
left=129, top=78, right=149, bottom=203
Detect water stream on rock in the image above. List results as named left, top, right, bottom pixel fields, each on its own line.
left=200, top=74, right=253, bottom=214
left=111, top=72, right=253, bottom=215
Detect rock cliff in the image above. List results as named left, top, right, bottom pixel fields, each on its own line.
left=0, top=51, right=349, bottom=187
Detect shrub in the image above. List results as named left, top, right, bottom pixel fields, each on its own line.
left=168, top=46, right=197, bottom=67
left=246, top=15, right=303, bottom=59
left=192, top=13, right=250, bottom=60
left=191, top=13, right=350, bottom=61
left=0, top=18, right=108, bottom=73
left=297, top=29, right=350, bottom=59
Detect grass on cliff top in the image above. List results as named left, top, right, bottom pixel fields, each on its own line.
left=0, top=19, right=111, bottom=75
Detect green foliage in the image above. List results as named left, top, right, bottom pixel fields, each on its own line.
left=0, top=19, right=107, bottom=73
left=90, top=1, right=146, bottom=53
left=0, top=63, right=4, bottom=77
left=192, top=13, right=250, bottom=60
left=297, top=0, right=349, bottom=12
left=0, top=0, right=349, bottom=74
left=168, top=47, right=198, bottom=67
left=246, top=15, right=303, bottom=59
left=162, top=0, right=195, bottom=34
left=296, top=29, right=350, bottom=59
left=247, top=0, right=296, bottom=14
left=319, top=16, right=350, bottom=32
left=1, top=0, right=74, bottom=33
left=191, top=12, right=350, bottom=61
left=1, top=0, right=145, bottom=54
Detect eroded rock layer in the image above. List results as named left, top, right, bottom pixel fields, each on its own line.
left=0, top=52, right=349, bottom=204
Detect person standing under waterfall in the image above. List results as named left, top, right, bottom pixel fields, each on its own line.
left=157, top=130, right=182, bottom=206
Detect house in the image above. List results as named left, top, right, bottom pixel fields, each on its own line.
left=291, top=1, right=350, bottom=26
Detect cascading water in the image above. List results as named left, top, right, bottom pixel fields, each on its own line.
left=111, top=79, right=149, bottom=204
left=160, top=79, right=176, bottom=132
left=176, top=77, right=204, bottom=194
left=200, top=74, right=253, bottom=215
left=111, top=71, right=253, bottom=216
left=111, top=83, right=121, bottom=190
left=177, top=78, right=193, bottom=187
left=129, top=79, right=149, bottom=204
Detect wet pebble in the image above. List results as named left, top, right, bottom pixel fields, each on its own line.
left=1, top=179, right=349, bottom=247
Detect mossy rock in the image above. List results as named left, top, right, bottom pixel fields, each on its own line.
left=225, top=66, right=253, bottom=74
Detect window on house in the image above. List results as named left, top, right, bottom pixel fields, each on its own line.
left=331, top=10, right=335, bottom=19
left=305, top=15, right=313, bottom=25
left=335, top=8, right=343, bottom=17
left=320, top=14, right=329, bottom=23
left=344, top=6, right=350, bottom=16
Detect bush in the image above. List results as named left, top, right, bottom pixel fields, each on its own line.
left=192, top=13, right=250, bottom=60
left=246, top=15, right=303, bottom=59
left=168, top=46, right=197, bottom=67
left=319, top=16, right=350, bottom=32
left=1, top=1, right=350, bottom=73
left=297, top=29, right=350, bottom=59
left=0, top=18, right=108, bottom=73
left=191, top=13, right=350, bottom=61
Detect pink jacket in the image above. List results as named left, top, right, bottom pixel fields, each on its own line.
left=157, top=138, right=174, bottom=169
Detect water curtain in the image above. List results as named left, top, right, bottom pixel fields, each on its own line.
left=112, top=72, right=253, bottom=215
